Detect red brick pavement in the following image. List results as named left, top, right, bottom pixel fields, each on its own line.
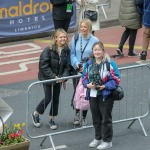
left=0, top=26, right=149, bottom=85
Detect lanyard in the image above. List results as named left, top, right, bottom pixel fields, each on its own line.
left=92, top=60, right=103, bottom=82
left=80, top=36, right=90, bottom=61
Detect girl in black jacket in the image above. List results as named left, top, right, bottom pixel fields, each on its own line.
left=32, top=28, right=71, bottom=129
left=50, top=0, right=75, bottom=32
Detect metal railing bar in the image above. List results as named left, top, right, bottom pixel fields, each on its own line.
left=26, top=64, right=150, bottom=149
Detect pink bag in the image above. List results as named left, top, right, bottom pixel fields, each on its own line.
left=74, top=78, right=90, bottom=110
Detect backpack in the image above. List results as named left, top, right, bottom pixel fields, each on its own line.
left=74, top=77, right=90, bottom=110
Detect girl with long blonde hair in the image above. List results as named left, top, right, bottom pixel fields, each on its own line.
left=32, top=28, right=71, bottom=130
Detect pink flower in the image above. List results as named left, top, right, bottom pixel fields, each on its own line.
left=9, top=133, right=15, bottom=138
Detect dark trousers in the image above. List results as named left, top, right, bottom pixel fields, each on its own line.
left=90, top=95, right=114, bottom=142
left=53, top=19, right=71, bottom=32
left=142, top=27, right=150, bottom=51
left=36, top=83, right=61, bottom=116
left=119, top=27, right=138, bottom=52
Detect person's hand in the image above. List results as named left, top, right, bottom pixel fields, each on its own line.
left=99, top=85, right=105, bottom=90
left=87, top=82, right=95, bottom=89
left=55, top=76, right=64, bottom=83
left=63, top=82, right=66, bottom=90
left=76, top=64, right=83, bottom=72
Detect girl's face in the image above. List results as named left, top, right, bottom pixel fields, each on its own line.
left=80, top=22, right=89, bottom=37
left=93, top=45, right=104, bottom=59
left=55, top=32, right=67, bottom=46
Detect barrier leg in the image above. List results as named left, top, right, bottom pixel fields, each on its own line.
left=101, top=6, right=107, bottom=19
left=138, top=118, right=148, bottom=137
left=127, top=119, right=136, bottom=129
left=49, top=135, right=56, bottom=150
left=40, top=136, right=47, bottom=146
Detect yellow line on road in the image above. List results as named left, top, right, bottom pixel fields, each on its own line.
left=33, top=40, right=149, bottom=50
left=34, top=39, right=52, bottom=43
left=104, top=44, right=143, bottom=49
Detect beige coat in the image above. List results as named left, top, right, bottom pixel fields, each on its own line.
left=119, top=0, right=142, bottom=29
left=76, top=0, right=100, bottom=31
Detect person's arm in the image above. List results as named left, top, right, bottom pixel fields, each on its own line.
left=103, top=61, right=120, bottom=90
left=39, top=48, right=56, bottom=79
left=70, top=36, right=80, bottom=70
left=62, top=48, right=71, bottom=77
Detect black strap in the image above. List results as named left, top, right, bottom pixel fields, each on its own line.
left=74, top=32, right=79, bottom=56
left=92, top=60, right=103, bottom=82
left=106, top=62, right=110, bottom=72
left=92, top=60, right=110, bottom=82
left=80, top=36, right=90, bottom=61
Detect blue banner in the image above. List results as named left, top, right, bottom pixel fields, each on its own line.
left=0, top=0, right=76, bottom=38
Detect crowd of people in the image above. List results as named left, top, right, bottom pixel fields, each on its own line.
left=31, top=0, right=150, bottom=149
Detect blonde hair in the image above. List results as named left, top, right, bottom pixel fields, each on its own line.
left=79, top=18, right=92, bottom=33
left=49, top=28, right=69, bottom=49
left=92, top=41, right=110, bottom=62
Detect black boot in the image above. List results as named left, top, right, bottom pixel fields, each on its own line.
left=140, top=51, right=147, bottom=60
left=128, top=50, right=138, bottom=57
left=116, top=44, right=123, bottom=55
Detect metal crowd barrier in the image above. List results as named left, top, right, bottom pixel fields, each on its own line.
left=26, top=64, right=150, bottom=150
left=97, top=0, right=111, bottom=19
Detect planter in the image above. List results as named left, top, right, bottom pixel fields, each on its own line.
left=0, top=139, right=30, bottom=150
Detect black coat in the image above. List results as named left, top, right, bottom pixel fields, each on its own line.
left=38, top=44, right=71, bottom=81
left=51, top=0, right=73, bottom=20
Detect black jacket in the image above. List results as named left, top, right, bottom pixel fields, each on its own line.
left=38, top=44, right=71, bottom=81
left=51, top=0, right=73, bottom=20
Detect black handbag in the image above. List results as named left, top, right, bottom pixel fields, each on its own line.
left=111, top=86, right=124, bottom=101
left=84, top=10, right=98, bottom=21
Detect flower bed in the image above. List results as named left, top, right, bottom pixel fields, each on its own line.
left=0, top=123, right=30, bottom=150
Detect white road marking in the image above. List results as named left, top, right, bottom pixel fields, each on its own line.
left=0, top=43, right=42, bottom=76
left=0, top=57, right=39, bottom=65
left=0, top=43, right=41, bottom=54
left=0, top=60, right=39, bottom=75
left=40, top=145, right=67, bottom=150
left=136, top=59, right=150, bottom=64
left=0, top=50, right=42, bottom=59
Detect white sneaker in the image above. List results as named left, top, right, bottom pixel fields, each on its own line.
left=97, top=142, right=112, bottom=150
left=31, top=113, right=41, bottom=128
left=49, top=119, right=57, bottom=130
left=74, top=113, right=80, bottom=125
left=89, top=139, right=102, bottom=148
left=116, top=48, right=123, bottom=55
left=81, top=118, right=87, bottom=126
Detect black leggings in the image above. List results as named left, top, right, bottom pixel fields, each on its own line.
left=119, top=28, right=138, bottom=52
left=36, top=83, right=61, bottom=116
left=53, top=19, right=71, bottom=32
